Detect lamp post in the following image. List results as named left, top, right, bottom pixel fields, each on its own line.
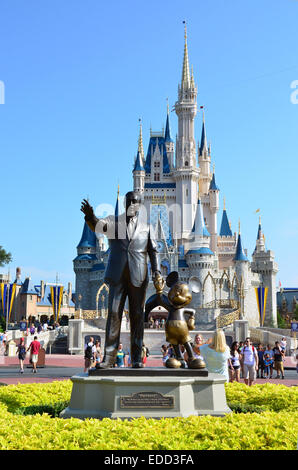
left=78, top=294, right=82, bottom=319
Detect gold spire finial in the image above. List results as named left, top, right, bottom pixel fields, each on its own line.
left=138, top=118, right=144, bottom=157
left=166, top=97, right=169, bottom=114
left=181, top=20, right=190, bottom=86
left=238, top=219, right=241, bottom=234
left=117, top=183, right=120, bottom=198
left=223, top=196, right=226, bottom=210
left=259, top=215, right=261, bottom=225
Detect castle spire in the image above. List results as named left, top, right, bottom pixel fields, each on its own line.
left=138, top=118, right=144, bottom=162
left=219, top=199, right=233, bottom=237
left=199, top=111, right=208, bottom=155
left=181, top=21, right=190, bottom=87
left=164, top=100, right=173, bottom=143
left=234, top=222, right=248, bottom=261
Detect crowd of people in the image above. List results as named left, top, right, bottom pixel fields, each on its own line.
left=148, top=317, right=166, bottom=329
left=83, top=332, right=292, bottom=384
left=83, top=337, right=150, bottom=372
left=161, top=332, right=289, bottom=385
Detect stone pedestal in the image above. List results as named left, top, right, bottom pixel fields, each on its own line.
left=60, top=368, right=231, bottom=420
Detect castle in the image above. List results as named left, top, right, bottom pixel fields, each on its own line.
left=74, top=26, right=278, bottom=329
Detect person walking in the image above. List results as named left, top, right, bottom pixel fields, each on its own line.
left=199, top=329, right=231, bottom=382
left=84, top=337, right=96, bottom=373
left=257, top=344, right=265, bottom=379
left=94, top=340, right=102, bottom=368
left=263, top=344, right=274, bottom=378
left=115, top=343, right=126, bottom=368
left=263, top=352, right=274, bottom=379
left=141, top=343, right=149, bottom=366
left=272, top=341, right=285, bottom=379
left=16, top=337, right=26, bottom=374
left=242, top=338, right=258, bottom=386
left=29, top=324, right=35, bottom=335
left=161, top=344, right=169, bottom=366
left=228, top=341, right=241, bottom=383
left=27, top=336, right=41, bottom=373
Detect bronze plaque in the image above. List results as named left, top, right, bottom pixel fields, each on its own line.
left=120, top=392, right=174, bottom=409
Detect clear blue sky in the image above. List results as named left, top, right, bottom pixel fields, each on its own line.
left=0, top=0, right=297, bottom=288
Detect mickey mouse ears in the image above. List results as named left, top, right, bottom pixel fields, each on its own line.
left=166, top=271, right=179, bottom=287
left=166, top=272, right=201, bottom=293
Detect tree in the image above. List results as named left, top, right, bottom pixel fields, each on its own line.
left=0, top=246, right=12, bottom=267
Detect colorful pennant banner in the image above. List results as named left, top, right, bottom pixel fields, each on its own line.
left=0, top=283, right=17, bottom=322
left=50, top=285, right=63, bottom=322
left=255, top=286, right=268, bottom=327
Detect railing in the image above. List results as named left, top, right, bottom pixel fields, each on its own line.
left=74, top=310, right=107, bottom=320
left=216, top=309, right=241, bottom=328
left=203, top=299, right=240, bottom=309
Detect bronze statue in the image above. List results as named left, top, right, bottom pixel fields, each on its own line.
left=148, top=271, right=206, bottom=369
left=81, top=191, right=161, bottom=368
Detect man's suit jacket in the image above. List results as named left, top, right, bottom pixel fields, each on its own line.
left=85, top=210, right=160, bottom=288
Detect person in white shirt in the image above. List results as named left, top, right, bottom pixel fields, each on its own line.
left=280, top=337, right=287, bottom=354
left=242, top=337, right=258, bottom=386
left=228, top=341, right=241, bottom=382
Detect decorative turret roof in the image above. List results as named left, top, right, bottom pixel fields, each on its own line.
left=77, top=222, right=97, bottom=249
left=220, top=205, right=233, bottom=237
left=20, top=277, right=38, bottom=295
left=234, top=223, right=248, bottom=261
left=192, top=198, right=210, bottom=237
left=164, top=103, right=173, bottom=143
left=254, top=216, right=266, bottom=254
left=133, top=151, right=145, bottom=172
left=144, top=135, right=170, bottom=174
left=188, top=247, right=214, bottom=255
left=209, top=171, right=219, bottom=191
left=199, top=113, right=208, bottom=156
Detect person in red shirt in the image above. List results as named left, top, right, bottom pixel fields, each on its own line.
left=27, top=336, right=41, bottom=373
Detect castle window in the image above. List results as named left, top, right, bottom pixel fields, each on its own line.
left=185, top=161, right=189, bottom=166
left=154, top=173, right=160, bottom=181
left=154, top=161, right=160, bottom=168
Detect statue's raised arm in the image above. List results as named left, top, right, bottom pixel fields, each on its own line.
left=81, top=199, right=95, bottom=220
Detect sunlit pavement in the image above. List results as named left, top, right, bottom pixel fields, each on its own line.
left=0, top=354, right=297, bottom=386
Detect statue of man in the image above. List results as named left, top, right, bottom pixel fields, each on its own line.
left=81, top=191, right=162, bottom=368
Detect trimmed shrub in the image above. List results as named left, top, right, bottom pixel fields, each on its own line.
left=0, top=381, right=296, bottom=450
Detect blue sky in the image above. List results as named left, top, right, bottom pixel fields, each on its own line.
left=0, top=0, right=297, bottom=288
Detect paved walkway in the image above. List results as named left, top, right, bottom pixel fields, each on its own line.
left=0, top=354, right=297, bottom=386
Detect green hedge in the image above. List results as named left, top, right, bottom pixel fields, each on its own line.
left=0, top=381, right=296, bottom=450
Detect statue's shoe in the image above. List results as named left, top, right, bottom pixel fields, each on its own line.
left=166, top=358, right=181, bottom=369
left=97, top=354, right=116, bottom=369
left=187, top=358, right=206, bottom=369
left=132, top=362, right=144, bottom=368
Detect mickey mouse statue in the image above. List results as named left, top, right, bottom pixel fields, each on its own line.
left=149, top=271, right=206, bottom=369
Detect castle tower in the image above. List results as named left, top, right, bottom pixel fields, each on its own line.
left=174, top=23, right=200, bottom=239
left=73, top=220, right=97, bottom=310
left=186, top=196, right=214, bottom=306
left=164, top=102, right=175, bottom=169
left=233, top=222, right=249, bottom=317
left=251, top=219, right=278, bottom=327
left=217, top=198, right=237, bottom=268
left=208, top=168, right=220, bottom=254
left=133, top=122, right=145, bottom=193
left=198, top=112, right=212, bottom=195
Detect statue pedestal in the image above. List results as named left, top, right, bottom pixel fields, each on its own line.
left=60, top=368, right=231, bottom=420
